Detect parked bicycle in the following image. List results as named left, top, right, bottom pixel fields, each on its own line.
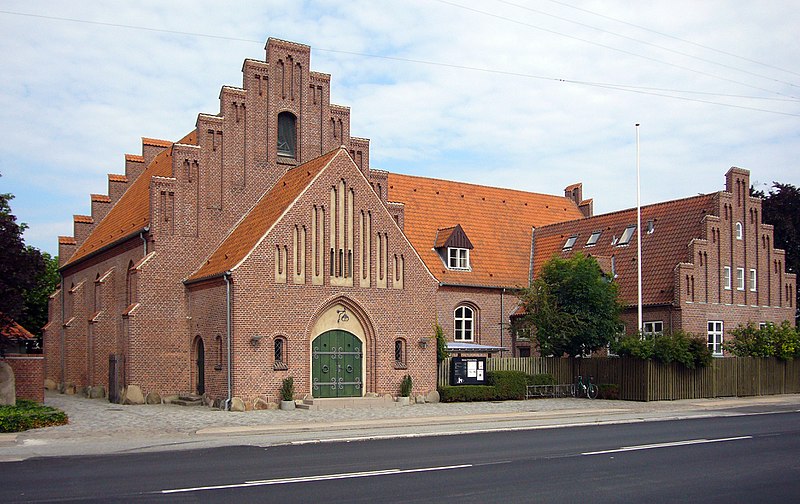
left=571, top=375, right=598, bottom=399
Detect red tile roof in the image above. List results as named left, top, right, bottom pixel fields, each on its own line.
left=108, top=174, right=128, bottom=183
left=125, top=154, right=144, bottom=163
left=187, top=148, right=343, bottom=282
left=58, top=236, right=76, bottom=245
left=388, top=173, right=585, bottom=288
left=73, top=215, right=93, bottom=224
left=142, top=137, right=172, bottom=148
left=64, top=131, right=197, bottom=267
left=532, top=194, right=715, bottom=306
left=91, top=194, right=112, bottom=203
left=0, top=316, right=35, bottom=340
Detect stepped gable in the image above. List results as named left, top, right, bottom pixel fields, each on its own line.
left=63, top=130, right=197, bottom=267
left=388, top=173, right=584, bottom=288
left=187, top=148, right=343, bottom=283
left=532, top=193, right=715, bottom=306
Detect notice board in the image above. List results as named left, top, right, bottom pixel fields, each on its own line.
left=450, top=357, right=486, bottom=385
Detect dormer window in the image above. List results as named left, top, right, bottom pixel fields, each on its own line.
left=586, top=231, right=601, bottom=247
left=563, top=236, right=577, bottom=250
left=616, top=225, right=636, bottom=246
left=434, top=224, right=474, bottom=271
left=448, top=247, right=469, bottom=269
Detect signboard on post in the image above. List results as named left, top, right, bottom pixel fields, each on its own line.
left=450, top=357, right=486, bottom=385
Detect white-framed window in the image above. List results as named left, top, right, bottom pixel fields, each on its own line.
left=723, top=266, right=731, bottom=290
left=617, top=225, right=635, bottom=246
left=750, top=269, right=757, bottom=292
left=735, top=222, right=743, bottom=240
left=586, top=231, right=602, bottom=247
left=736, top=267, right=745, bottom=291
left=454, top=305, right=474, bottom=341
left=707, top=321, right=723, bottom=356
left=448, top=247, right=469, bottom=270
left=563, top=235, right=577, bottom=250
left=759, top=322, right=769, bottom=330
left=642, top=321, right=663, bottom=338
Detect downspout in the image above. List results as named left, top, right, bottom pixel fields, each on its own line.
left=59, top=272, right=65, bottom=392
left=500, top=288, right=505, bottom=357
left=140, top=226, right=149, bottom=255
left=224, top=271, right=232, bottom=410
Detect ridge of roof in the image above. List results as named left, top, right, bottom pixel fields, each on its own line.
left=64, top=130, right=198, bottom=268
left=186, top=148, right=343, bottom=283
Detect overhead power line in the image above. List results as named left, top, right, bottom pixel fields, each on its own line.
left=1, top=9, right=798, bottom=117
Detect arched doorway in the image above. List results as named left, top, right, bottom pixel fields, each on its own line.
left=311, top=330, right=362, bottom=398
left=194, top=337, right=205, bottom=395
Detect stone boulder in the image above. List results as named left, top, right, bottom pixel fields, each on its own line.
left=230, top=396, right=245, bottom=412
left=253, top=397, right=272, bottom=410
left=44, top=378, right=57, bottom=391
left=123, top=385, right=144, bottom=405
left=90, top=386, right=106, bottom=399
left=145, top=391, right=161, bottom=405
left=426, top=390, right=440, bottom=404
left=415, top=394, right=426, bottom=405
left=0, top=362, right=15, bottom=406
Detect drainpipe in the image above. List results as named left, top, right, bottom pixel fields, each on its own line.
left=224, top=271, right=232, bottom=411
left=140, top=226, right=149, bottom=255
left=500, top=288, right=505, bottom=357
left=59, top=272, right=65, bottom=392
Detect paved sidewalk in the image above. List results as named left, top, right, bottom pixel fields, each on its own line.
left=2, top=392, right=799, bottom=461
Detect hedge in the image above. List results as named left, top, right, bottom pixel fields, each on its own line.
left=438, top=385, right=497, bottom=402
left=0, top=400, right=69, bottom=433
left=488, top=371, right=528, bottom=400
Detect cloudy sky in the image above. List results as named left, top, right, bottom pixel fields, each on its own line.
left=1, top=0, right=797, bottom=256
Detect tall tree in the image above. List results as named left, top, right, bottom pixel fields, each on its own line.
left=752, top=182, right=799, bottom=324
left=519, top=253, right=622, bottom=358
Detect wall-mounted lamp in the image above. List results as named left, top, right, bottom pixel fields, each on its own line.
left=250, top=334, right=264, bottom=344
left=418, top=337, right=430, bottom=349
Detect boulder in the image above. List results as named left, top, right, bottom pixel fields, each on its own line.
left=145, top=391, right=161, bottom=405
left=229, top=397, right=245, bottom=412
left=426, top=390, right=440, bottom=404
left=89, top=386, right=106, bottom=399
left=162, top=394, right=179, bottom=404
left=123, top=385, right=145, bottom=405
left=44, top=378, right=57, bottom=391
left=64, top=383, right=77, bottom=395
left=0, top=362, right=15, bottom=406
left=415, top=394, right=426, bottom=405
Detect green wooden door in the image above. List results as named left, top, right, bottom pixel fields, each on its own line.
left=312, top=330, right=363, bottom=398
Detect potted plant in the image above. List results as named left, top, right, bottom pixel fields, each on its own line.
left=398, top=374, right=412, bottom=405
left=279, top=376, right=295, bottom=410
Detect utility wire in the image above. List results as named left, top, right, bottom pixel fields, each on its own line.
left=1, top=9, right=797, bottom=116
left=432, top=0, right=798, bottom=99
left=495, top=0, right=799, bottom=90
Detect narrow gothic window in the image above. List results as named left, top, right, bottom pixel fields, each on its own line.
left=277, top=112, right=297, bottom=157
left=274, top=337, right=288, bottom=370
left=394, top=339, right=407, bottom=368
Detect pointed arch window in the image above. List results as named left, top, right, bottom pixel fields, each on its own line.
left=277, top=111, right=297, bottom=158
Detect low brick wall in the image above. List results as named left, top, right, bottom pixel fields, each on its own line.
left=1, top=354, right=45, bottom=403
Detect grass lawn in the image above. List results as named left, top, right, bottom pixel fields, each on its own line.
left=0, top=399, right=68, bottom=432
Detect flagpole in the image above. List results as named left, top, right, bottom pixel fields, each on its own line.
left=636, top=123, right=643, bottom=335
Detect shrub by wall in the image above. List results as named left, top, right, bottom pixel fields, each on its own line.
left=438, top=385, right=497, bottom=402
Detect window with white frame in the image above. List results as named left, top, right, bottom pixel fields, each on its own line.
left=617, top=225, right=635, bottom=246
left=454, top=305, right=474, bottom=341
left=736, top=267, right=745, bottom=291
left=723, top=266, right=731, bottom=290
left=707, top=321, right=723, bottom=356
left=642, top=321, right=663, bottom=338
left=563, top=235, right=577, bottom=250
left=586, top=231, right=602, bottom=247
left=735, top=222, right=743, bottom=240
left=448, top=247, right=469, bottom=270
left=750, top=269, right=757, bottom=292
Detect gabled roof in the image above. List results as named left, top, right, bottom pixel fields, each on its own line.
left=186, top=148, right=343, bottom=283
left=0, top=315, right=35, bottom=340
left=64, top=130, right=198, bottom=268
left=533, top=193, right=715, bottom=306
left=434, top=224, right=473, bottom=250
left=388, top=173, right=585, bottom=288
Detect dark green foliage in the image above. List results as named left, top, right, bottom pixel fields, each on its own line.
left=279, top=376, right=294, bottom=401
left=400, top=374, right=413, bottom=397
left=487, top=371, right=527, bottom=400
left=438, top=385, right=497, bottom=402
left=613, top=331, right=712, bottom=368
left=597, top=384, right=619, bottom=400
left=435, top=323, right=449, bottom=363
left=726, top=321, right=799, bottom=360
left=519, top=253, right=622, bottom=358
left=0, top=400, right=68, bottom=432
left=526, top=373, right=557, bottom=386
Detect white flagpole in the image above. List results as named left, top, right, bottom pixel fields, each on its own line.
left=636, top=123, right=643, bottom=335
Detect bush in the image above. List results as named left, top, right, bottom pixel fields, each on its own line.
left=726, top=321, right=800, bottom=360
left=279, top=376, right=294, bottom=401
left=0, top=400, right=68, bottom=433
left=597, top=384, right=619, bottom=400
left=400, top=374, right=413, bottom=397
left=435, top=323, right=449, bottom=363
left=488, top=371, right=527, bottom=400
left=613, top=331, right=712, bottom=368
left=527, top=373, right=557, bottom=386
left=438, top=385, right=497, bottom=402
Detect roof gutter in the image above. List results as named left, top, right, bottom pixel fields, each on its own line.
left=438, top=281, right=518, bottom=291
left=58, top=226, right=148, bottom=273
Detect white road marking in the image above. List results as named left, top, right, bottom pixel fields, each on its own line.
left=581, top=435, right=752, bottom=456
left=161, top=464, right=472, bottom=494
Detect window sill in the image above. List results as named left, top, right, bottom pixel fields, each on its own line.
left=273, top=361, right=288, bottom=371
left=394, top=362, right=407, bottom=370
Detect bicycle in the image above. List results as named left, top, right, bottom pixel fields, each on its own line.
left=571, top=375, right=598, bottom=399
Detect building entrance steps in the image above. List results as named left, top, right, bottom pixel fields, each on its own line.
left=296, top=394, right=399, bottom=410
left=172, top=394, right=204, bottom=407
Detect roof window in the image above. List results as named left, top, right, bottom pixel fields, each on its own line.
left=563, top=236, right=578, bottom=250
left=616, top=225, right=636, bottom=246
left=586, top=231, right=601, bottom=247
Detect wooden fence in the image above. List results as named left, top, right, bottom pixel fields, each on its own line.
left=437, top=356, right=800, bottom=401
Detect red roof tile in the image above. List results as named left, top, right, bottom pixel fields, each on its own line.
left=73, top=215, right=93, bottom=224
left=64, top=130, right=197, bottom=267
left=108, top=174, right=128, bottom=183
left=0, top=316, right=35, bottom=340
left=91, top=194, right=111, bottom=203
left=125, top=154, right=144, bottom=163
left=58, top=236, right=76, bottom=245
left=533, top=194, right=715, bottom=306
left=388, top=173, right=585, bottom=287
left=187, top=148, right=343, bottom=282
left=142, top=137, right=172, bottom=148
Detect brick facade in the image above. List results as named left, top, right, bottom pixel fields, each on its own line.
left=1, top=355, right=44, bottom=403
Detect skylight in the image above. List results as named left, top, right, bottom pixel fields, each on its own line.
left=563, top=235, right=577, bottom=250
left=617, top=225, right=636, bottom=246
left=586, top=231, right=601, bottom=246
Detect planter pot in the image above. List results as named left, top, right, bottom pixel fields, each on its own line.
left=396, top=396, right=410, bottom=406
left=280, top=400, right=296, bottom=410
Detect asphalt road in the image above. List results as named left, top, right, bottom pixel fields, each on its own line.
left=2, top=411, right=798, bottom=503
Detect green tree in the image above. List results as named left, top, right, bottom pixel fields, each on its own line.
left=519, top=253, right=622, bottom=358
left=20, top=251, right=59, bottom=338
left=752, top=182, right=799, bottom=324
